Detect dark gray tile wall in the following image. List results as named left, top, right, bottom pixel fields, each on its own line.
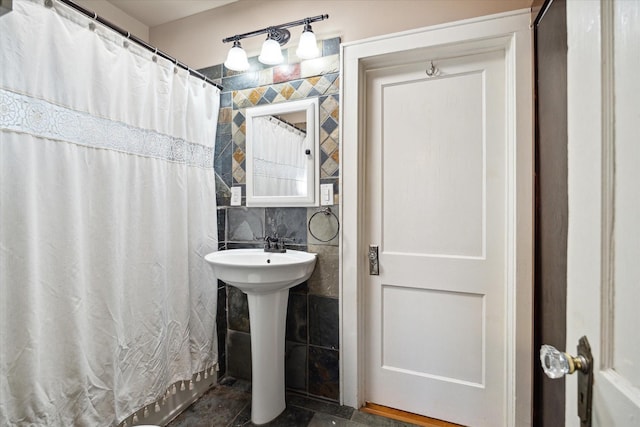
left=308, top=347, right=339, bottom=400
left=227, top=330, right=252, bottom=380
left=309, top=295, right=339, bottom=350
left=286, top=293, right=308, bottom=343
left=220, top=205, right=340, bottom=401
left=227, top=285, right=250, bottom=333
left=216, top=280, right=227, bottom=379
left=266, top=207, right=308, bottom=245
left=199, top=37, right=341, bottom=403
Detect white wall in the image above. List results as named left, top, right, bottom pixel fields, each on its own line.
left=66, top=0, right=535, bottom=70
left=150, top=0, right=534, bottom=70
left=72, top=0, right=149, bottom=41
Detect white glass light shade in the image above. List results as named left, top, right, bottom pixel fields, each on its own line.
left=258, top=38, right=283, bottom=65
left=296, top=30, right=319, bottom=59
left=224, top=43, right=250, bottom=71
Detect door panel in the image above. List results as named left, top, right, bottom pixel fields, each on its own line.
left=382, top=286, right=484, bottom=385
left=365, top=50, right=506, bottom=427
left=565, top=0, right=640, bottom=425
left=611, top=0, right=640, bottom=395
left=382, top=71, right=485, bottom=257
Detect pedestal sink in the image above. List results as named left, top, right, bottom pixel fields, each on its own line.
left=204, top=249, right=317, bottom=424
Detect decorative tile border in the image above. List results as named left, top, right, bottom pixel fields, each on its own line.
left=231, top=77, right=339, bottom=185
left=198, top=37, right=341, bottom=203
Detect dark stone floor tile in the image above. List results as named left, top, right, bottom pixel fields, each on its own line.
left=230, top=402, right=315, bottom=427
left=166, top=376, right=419, bottom=427
left=219, top=376, right=252, bottom=393
left=309, top=412, right=368, bottom=427
left=286, top=393, right=353, bottom=420
left=167, top=383, right=250, bottom=427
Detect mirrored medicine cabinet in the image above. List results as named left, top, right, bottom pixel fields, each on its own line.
left=245, top=98, right=320, bottom=207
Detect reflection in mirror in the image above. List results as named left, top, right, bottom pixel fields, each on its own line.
left=246, top=98, right=319, bottom=207
left=252, top=114, right=306, bottom=197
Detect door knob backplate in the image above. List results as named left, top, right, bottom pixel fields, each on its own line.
left=540, top=335, right=593, bottom=427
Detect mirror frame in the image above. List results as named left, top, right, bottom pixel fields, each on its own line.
left=245, top=97, right=320, bottom=207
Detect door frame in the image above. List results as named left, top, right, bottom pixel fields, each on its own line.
left=339, top=9, right=534, bottom=426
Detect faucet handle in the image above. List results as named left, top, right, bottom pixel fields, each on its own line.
left=277, top=236, right=294, bottom=248
left=263, top=234, right=283, bottom=251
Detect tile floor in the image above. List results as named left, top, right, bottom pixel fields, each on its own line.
left=167, top=377, right=419, bottom=427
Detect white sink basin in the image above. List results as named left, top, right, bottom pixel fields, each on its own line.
left=204, top=248, right=316, bottom=294
left=205, top=248, right=317, bottom=423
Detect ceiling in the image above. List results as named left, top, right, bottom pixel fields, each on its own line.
left=106, top=0, right=238, bottom=27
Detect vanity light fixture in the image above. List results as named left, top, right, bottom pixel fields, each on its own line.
left=222, top=14, right=328, bottom=71
left=258, top=31, right=284, bottom=65
left=224, top=39, right=250, bottom=71
left=296, top=22, right=320, bottom=59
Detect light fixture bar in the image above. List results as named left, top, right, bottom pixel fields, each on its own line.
left=222, top=14, right=328, bottom=44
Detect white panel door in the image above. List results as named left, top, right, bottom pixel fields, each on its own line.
left=364, top=50, right=507, bottom=427
left=565, top=0, right=640, bottom=425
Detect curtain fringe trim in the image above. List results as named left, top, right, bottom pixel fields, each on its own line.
left=117, top=364, right=218, bottom=427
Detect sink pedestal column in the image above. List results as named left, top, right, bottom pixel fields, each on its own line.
left=245, top=288, right=289, bottom=424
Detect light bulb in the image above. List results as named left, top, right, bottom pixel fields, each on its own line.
left=258, top=37, right=283, bottom=65
left=224, top=40, right=250, bottom=71
left=296, top=25, right=319, bottom=59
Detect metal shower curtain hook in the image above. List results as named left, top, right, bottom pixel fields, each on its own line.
left=426, top=61, right=439, bottom=77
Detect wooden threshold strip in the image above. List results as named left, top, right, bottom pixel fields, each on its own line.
left=361, top=402, right=466, bottom=427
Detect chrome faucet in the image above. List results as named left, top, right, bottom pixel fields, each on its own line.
left=264, top=235, right=287, bottom=253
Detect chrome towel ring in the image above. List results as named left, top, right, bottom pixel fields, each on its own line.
left=308, top=207, right=340, bottom=242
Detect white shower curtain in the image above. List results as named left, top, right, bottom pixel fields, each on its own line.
left=0, top=1, right=220, bottom=425
left=252, top=116, right=308, bottom=197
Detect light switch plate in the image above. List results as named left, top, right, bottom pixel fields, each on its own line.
left=320, top=183, right=334, bottom=206
left=230, top=187, right=242, bottom=206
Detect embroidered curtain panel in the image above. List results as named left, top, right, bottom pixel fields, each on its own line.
left=0, top=1, right=220, bottom=425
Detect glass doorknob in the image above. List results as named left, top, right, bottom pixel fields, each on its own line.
left=540, top=344, right=589, bottom=379
left=541, top=337, right=594, bottom=426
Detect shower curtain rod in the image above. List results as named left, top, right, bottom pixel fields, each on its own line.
left=267, top=115, right=306, bottom=135
left=52, top=0, right=223, bottom=91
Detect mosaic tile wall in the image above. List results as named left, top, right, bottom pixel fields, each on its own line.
left=198, top=37, right=341, bottom=402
